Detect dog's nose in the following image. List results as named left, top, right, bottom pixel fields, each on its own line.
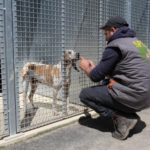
left=76, top=53, right=80, bottom=60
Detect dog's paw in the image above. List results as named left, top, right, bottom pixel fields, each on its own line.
left=33, top=106, right=38, bottom=110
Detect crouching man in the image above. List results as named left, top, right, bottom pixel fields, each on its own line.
left=79, top=16, right=150, bottom=140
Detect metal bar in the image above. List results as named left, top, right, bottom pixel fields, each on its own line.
left=125, top=0, right=132, bottom=26
left=12, top=0, right=21, bottom=133
left=0, top=0, right=9, bottom=138
left=147, top=0, right=150, bottom=46
left=4, top=0, right=17, bottom=135
left=125, top=0, right=132, bottom=27
left=61, top=0, right=67, bottom=116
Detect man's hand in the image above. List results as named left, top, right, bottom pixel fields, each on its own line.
left=79, top=57, right=95, bottom=76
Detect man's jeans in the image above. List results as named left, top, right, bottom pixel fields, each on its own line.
left=79, top=85, right=137, bottom=118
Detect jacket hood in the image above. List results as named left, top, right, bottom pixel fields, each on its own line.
left=108, top=27, right=136, bottom=44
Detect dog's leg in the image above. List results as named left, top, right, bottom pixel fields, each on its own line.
left=28, top=79, right=38, bottom=109
left=52, top=84, right=62, bottom=116
left=22, top=79, right=29, bottom=112
left=66, top=85, right=70, bottom=114
left=52, top=88, right=59, bottom=116
left=63, top=81, right=70, bottom=114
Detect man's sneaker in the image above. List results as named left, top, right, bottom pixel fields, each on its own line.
left=112, top=112, right=140, bottom=140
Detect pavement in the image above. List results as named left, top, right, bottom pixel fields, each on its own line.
left=1, top=108, right=150, bottom=150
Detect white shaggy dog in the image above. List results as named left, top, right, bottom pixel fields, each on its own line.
left=21, top=50, right=80, bottom=114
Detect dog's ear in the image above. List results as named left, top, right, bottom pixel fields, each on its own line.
left=72, top=61, right=80, bottom=72
left=64, top=51, right=68, bottom=61
left=28, top=64, right=36, bottom=70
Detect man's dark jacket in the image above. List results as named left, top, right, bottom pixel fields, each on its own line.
left=90, top=27, right=150, bottom=110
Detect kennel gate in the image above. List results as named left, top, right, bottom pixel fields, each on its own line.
left=0, top=0, right=149, bottom=138
left=13, top=0, right=100, bottom=132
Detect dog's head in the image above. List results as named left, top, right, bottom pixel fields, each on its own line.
left=64, top=50, right=80, bottom=72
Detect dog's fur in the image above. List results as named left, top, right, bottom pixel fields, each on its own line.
left=21, top=50, right=80, bottom=113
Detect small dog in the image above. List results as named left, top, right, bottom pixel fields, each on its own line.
left=21, top=50, right=80, bottom=113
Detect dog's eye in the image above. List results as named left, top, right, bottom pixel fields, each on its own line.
left=68, top=51, right=71, bottom=54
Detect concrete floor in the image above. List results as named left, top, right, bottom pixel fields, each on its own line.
left=0, top=93, right=85, bottom=135
left=1, top=108, right=150, bottom=150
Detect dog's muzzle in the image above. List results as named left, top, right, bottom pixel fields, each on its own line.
left=76, top=52, right=80, bottom=60
left=72, top=52, right=80, bottom=72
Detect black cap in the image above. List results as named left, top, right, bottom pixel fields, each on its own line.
left=100, top=16, right=129, bottom=30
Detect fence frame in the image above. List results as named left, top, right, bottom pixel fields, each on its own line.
left=4, top=0, right=17, bottom=135
left=0, top=0, right=149, bottom=139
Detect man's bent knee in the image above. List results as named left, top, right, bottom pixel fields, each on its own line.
left=79, top=88, right=90, bottom=101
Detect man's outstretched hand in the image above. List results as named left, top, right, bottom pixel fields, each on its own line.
left=79, top=57, right=95, bottom=76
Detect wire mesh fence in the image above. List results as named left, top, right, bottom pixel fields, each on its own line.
left=131, top=0, right=150, bottom=47
left=0, top=0, right=149, bottom=138
left=0, top=0, right=9, bottom=139
left=13, top=0, right=64, bottom=132
left=12, top=0, right=101, bottom=132
left=63, top=0, right=100, bottom=116
left=99, top=0, right=126, bottom=56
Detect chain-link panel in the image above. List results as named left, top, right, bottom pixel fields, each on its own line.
left=2, top=0, right=150, bottom=135
left=13, top=0, right=64, bottom=132
left=131, top=0, right=150, bottom=47
left=62, top=0, right=100, bottom=115
left=0, top=0, right=9, bottom=139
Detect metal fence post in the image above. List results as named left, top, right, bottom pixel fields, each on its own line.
left=4, top=0, right=17, bottom=135
left=147, top=0, right=150, bottom=47
left=125, top=0, right=132, bottom=27
left=61, top=0, right=68, bottom=116
left=0, top=0, right=9, bottom=139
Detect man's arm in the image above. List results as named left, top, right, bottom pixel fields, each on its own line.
left=79, top=47, right=122, bottom=82
left=89, top=47, right=122, bottom=82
